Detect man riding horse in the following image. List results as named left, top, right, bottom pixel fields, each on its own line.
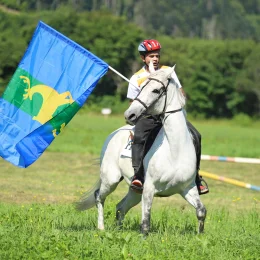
left=127, top=39, right=209, bottom=195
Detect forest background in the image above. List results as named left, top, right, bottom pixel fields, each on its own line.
left=0, top=0, right=259, bottom=119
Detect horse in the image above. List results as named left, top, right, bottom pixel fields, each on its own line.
left=75, top=66, right=207, bottom=235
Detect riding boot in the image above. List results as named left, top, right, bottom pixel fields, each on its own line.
left=186, top=121, right=209, bottom=195
left=131, top=143, right=145, bottom=184
left=196, top=170, right=209, bottom=195
left=130, top=142, right=146, bottom=194
left=193, top=136, right=209, bottom=195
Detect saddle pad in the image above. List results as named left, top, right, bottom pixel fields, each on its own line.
left=120, top=129, right=134, bottom=158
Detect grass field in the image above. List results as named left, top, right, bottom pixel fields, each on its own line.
left=47, top=113, right=260, bottom=158
left=0, top=114, right=260, bottom=259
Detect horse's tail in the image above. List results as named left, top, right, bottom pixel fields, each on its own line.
left=74, top=178, right=101, bottom=211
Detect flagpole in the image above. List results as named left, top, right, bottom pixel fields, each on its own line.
left=108, top=66, right=133, bottom=86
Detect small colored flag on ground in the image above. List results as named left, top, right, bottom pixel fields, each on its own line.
left=0, top=21, right=108, bottom=168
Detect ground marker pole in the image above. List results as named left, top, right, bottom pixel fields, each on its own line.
left=200, top=170, right=260, bottom=191
left=201, top=155, right=260, bottom=164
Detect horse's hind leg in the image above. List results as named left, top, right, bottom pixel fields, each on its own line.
left=116, top=188, right=142, bottom=227
left=181, top=185, right=207, bottom=234
left=96, top=174, right=123, bottom=230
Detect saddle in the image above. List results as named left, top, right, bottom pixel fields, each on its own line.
left=120, top=130, right=134, bottom=158
left=120, top=124, right=200, bottom=162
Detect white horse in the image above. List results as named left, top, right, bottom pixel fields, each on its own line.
left=76, top=66, right=206, bottom=234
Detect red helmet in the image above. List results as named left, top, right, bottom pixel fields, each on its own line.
left=138, top=39, right=161, bottom=53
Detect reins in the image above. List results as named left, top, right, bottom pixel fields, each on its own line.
left=162, top=108, right=183, bottom=123
left=134, top=76, right=182, bottom=123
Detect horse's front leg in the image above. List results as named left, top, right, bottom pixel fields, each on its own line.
left=141, top=183, right=155, bottom=235
left=181, top=185, right=207, bottom=234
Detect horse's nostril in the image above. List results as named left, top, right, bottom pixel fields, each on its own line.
left=129, top=114, right=136, bottom=120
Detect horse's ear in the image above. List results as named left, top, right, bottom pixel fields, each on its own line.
left=167, top=65, right=176, bottom=79
left=149, top=61, right=155, bottom=73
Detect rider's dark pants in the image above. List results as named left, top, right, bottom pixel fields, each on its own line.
left=186, top=121, right=202, bottom=186
left=132, top=114, right=162, bottom=182
left=132, top=115, right=202, bottom=185
left=186, top=121, right=201, bottom=170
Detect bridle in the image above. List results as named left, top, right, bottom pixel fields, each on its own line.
left=134, top=77, right=182, bottom=122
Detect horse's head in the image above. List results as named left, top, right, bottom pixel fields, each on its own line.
left=125, top=66, right=182, bottom=125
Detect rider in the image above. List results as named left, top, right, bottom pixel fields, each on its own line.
left=127, top=39, right=209, bottom=195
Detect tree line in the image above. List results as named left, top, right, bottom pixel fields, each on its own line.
left=1, top=0, right=260, bottom=41
left=0, top=3, right=259, bottom=118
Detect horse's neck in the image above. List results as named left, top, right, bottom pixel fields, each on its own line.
left=162, top=90, right=189, bottom=152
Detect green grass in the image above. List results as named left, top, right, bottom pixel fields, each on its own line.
left=47, top=113, right=125, bottom=155
left=191, top=119, right=260, bottom=158
left=49, top=113, right=260, bottom=158
left=0, top=114, right=260, bottom=259
left=0, top=203, right=259, bottom=260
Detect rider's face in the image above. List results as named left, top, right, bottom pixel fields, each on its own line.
left=141, top=50, right=160, bottom=71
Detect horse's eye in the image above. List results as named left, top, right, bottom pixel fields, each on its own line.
left=152, top=89, right=160, bottom=94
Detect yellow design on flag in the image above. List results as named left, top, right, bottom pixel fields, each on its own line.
left=21, top=76, right=74, bottom=124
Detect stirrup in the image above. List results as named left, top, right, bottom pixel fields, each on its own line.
left=199, top=177, right=209, bottom=195
left=130, top=179, right=143, bottom=194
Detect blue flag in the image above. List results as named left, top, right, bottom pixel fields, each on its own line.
left=0, top=21, right=108, bottom=168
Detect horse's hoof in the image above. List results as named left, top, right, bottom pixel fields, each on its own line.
left=98, top=226, right=105, bottom=231
left=141, top=230, right=149, bottom=239
left=198, top=222, right=205, bottom=234
left=141, top=225, right=150, bottom=237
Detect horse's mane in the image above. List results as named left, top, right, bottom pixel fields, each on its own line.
left=176, top=84, right=186, bottom=108
left=170, top=77, right=186, bottom=108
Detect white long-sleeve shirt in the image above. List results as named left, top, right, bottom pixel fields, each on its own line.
left=127, top=65, right=182, bottom=100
